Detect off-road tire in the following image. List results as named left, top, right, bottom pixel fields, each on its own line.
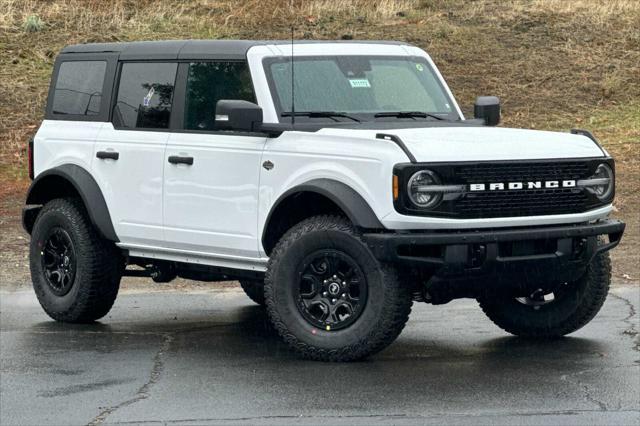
left=30, top=198, right=122, bottom=323
left=239, top=279, right=265, bottom=306
left=478, top=252, right=611, bottom=337
left=265, top=215, right=413, bottom=361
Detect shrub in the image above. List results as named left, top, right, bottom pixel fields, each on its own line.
left=22, top=15, right=44, bottom=33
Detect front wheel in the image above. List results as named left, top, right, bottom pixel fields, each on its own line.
left=265, top=215, right=412, bottom=361
left=479, top=252, right=611, bottom=337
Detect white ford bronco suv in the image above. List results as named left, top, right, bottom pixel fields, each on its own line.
left=24, top=40, right=625, bottom=361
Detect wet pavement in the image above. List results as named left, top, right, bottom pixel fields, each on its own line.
left=1, top=286, right=638, bottom=425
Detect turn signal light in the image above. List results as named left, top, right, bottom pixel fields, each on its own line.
left=393, top=175, right=399, bottom=200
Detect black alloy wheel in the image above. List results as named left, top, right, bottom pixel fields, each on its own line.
left=296, top=249, right=368, bottom=331
left=40, top=227, right=76, bottom=296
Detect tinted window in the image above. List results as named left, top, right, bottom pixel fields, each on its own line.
left=114, top=62, right=177, bottom=129
left=52, top=61, right=106, bottom=116
left=184, top=62, right=255, bottom=130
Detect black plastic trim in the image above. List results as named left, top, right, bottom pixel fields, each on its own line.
left=60, top=40, right=413, bottom=58
left=22, top=206, right=41, bottom=235
left=169, top=62, right=189, bottom=130
left=364, top=219, right=625, bottom=265
left=393, top=157, right=615, bottom=218
left=28, top=137, right=34, bottom=180
left=376, top=133, right=417, bottom=163
left=262, top=179, right=384, bottom=248
left=168, top=155, right=194, bottom=165
left=24, top=165, right=119, bottom=241
left=96, top=151, right=119, bottom=160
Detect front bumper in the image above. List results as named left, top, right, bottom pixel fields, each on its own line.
left=363, top=219, right=625, bottom=299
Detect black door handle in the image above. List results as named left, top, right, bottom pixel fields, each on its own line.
left=168, top=155, right=194, bottom=165
left=96, top=151, right=119, bottom=160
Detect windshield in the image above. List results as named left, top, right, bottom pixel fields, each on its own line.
left=264, top=55, right=459, bottom=122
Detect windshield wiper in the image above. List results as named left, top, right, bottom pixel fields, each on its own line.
left=281, top=111, right=361, bottom=122
left=374, top=111, right=445, bottom=121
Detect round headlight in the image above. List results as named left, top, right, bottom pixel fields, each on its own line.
left=590, top=163, right=614, bottom=200
left=407, top=170, right=442, bottom=208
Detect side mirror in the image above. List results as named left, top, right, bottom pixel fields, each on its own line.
left=215, top=100, right=263, bottom=132
left=474, top=96, right=501, bottom=126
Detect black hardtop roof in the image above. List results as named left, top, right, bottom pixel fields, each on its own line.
left=59, top=39, right=412, bottom=60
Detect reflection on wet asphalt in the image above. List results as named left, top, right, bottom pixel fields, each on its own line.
left=1, top=287, right=638, bottom=425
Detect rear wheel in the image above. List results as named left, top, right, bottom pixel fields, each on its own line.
left=265, top=215, right=412, bottom=361
left=29, top=198, right=122, bottom=323
left=239, top=279, right=265, bottom=306
left=479, top=252, right=611, bottom=337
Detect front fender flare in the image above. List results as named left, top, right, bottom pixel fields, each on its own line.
left=24, top=164, right=118, bottom=241
left=263, top=179, right=384, bottom=244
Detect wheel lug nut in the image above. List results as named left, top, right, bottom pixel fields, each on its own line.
left=342, top=281, right=347, bottom=286
left=323, top=280, right=327, bottom=283
left=341, top=293, right=346, bottom=298
left=322, top=291, right=328, bottom=297
left=331, top=298, right=337, bottom=303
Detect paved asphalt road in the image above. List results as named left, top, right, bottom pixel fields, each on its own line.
left=1, top=286, right=638, bottom=425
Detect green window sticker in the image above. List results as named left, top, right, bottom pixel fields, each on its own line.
left=349, top=79, right=371, bottom=88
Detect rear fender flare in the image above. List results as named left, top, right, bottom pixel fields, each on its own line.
left=24, top=164, right=118, bottom=241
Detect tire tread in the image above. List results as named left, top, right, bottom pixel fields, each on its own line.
left=30, top=198, right=121, bottom=323
left=265, top=215, right=412, bottom=361
left=479, top=252, right=611, bottom=337
left=239, top=279, right=265, bottom=306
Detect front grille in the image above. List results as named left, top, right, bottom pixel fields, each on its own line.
left=451, top=161, right=594, bottom=218
left=456, top=188, right=589, bottom=217
left=394, top=158, right=613, bottom=219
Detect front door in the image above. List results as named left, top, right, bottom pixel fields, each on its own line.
left=163, top=61, right=265, bottom=260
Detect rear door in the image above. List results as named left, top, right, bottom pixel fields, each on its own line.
left=163, top=61, right=266, bottom=260
left=92, top=61, right=178, bottom=247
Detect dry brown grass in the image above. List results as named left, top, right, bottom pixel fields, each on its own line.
left=0, top=0, right=638, bottom=278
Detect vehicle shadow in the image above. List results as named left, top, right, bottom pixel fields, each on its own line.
left=21, top=299, right=621, bottom=412
left=28, top=300, right=610, bottom=367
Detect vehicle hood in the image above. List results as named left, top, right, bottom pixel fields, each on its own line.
left=315, top=126, right=605, bottom=162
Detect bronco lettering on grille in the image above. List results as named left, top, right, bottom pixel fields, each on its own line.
left=469, top=180, right=577, bottom=191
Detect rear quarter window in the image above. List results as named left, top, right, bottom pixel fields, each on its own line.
left=51, top=61, right=107, bottom=116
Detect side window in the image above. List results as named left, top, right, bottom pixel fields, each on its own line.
left=52, top=61, right=106, bottom=116
left=114, top=62, right=178, bottom=129
left=184, top=62, right=255, bottom=131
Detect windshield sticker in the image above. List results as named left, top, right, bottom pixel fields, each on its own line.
left=349, top=79, right=371, bottom=88
left=143, top=87, right=155, bottom=107
left=415, top=63, right=424, bottom=72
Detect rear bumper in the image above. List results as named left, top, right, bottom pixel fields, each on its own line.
left=363, top=219, right=624, bottom=296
